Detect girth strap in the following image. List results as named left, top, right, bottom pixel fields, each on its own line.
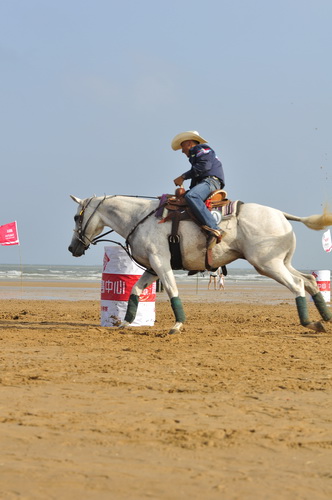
left=168, top=211, right=183, bottom=269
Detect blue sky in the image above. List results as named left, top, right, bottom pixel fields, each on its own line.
left=1, top=0, right=331, bottom=270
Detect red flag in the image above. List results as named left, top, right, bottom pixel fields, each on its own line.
left=0, top=221, right=20, bottom=246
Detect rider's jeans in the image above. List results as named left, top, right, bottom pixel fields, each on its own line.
left=184, top=176, right=221, bottom=230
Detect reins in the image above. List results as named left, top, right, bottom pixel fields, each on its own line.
left=125, top=208, right=158, bottom=244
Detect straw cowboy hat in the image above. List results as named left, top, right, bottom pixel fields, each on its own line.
left=171, top=130, right=208, bottom=151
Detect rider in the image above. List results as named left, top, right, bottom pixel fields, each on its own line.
left=172, top=130, right=226, bottom=249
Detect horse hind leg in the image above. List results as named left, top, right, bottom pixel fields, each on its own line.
left=287, top=266, right=332, bottom=323
left=252, top=260, right=326, bottom=333
left=311, top=292, right=332, bottom=323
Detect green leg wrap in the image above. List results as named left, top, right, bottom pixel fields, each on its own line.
left=171, top=296, right=186, bottom=323
left=295, top=296, right=310, bottom=326
left=124, top=294, right=139, bottom=323
left=312, top=292, right=332, bottom=321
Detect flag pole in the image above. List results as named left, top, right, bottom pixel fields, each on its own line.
left=19, top=245, right=23, bottom=295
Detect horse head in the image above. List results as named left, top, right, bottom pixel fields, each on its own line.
left=68, top=195, right=106, bottom=257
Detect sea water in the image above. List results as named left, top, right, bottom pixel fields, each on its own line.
left=0, top=263, right=313, bottom=284
left=0, top=264, right=102, bottom=282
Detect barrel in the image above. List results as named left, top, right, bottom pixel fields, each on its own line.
left=101, top=246, right=156, bottom=326
left=312, top=270, right=331, bottom=302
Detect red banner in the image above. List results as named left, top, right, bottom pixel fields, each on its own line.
left=101, top=273, right=156, bottom=301
left=318, top=281, right=331, bottom=292
left=0, top=221, right=20, bottom=246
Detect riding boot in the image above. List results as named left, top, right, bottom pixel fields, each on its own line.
left=203, top=227, right=226, bottom=249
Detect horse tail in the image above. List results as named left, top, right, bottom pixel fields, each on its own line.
left=283, top=205, right=332, bottom=230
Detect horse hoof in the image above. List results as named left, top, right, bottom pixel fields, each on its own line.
left=306, top=321, right=326, bottom=333
left=168, top=328, right=180, bottom=335
left=168, top=322, right=183, bottom=335
left=118, top=320, right=130, bottom=329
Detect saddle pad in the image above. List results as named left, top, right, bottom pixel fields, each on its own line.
left=219, top=200, right=242, bottom=217
left=155, top=194, right=169, bottom=218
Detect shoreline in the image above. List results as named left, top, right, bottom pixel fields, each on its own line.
left=0, top=280, right=99, bottom=288
left=0, top=278, right=318, bottom=305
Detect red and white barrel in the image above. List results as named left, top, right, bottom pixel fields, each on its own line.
left=312, top=270, right=331, bottom=302
left=101, top=246, right=156, bottom=327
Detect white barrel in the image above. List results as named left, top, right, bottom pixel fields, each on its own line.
left=312, top=270, right=331, bottom=302
left=101, top=246, right=156, bottom=327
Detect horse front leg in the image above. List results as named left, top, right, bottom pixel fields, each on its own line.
left=119, top=269, right=157, bottom=328
left=149, top=262, right=185, bottom=335
left=120, top=257, right=185, bottom=334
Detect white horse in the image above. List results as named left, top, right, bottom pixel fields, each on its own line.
left=68, top=194, right=332, bottom=334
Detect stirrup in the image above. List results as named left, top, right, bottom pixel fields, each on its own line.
left=207, top=235, right=218, bottom=250
left=205, top=229, right=225, bottom=250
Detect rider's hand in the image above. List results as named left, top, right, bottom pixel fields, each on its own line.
left=174, top=175, right=185, bottom=186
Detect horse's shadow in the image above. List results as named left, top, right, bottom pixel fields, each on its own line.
left=0, top=320, right=165, bottom=337
left=0, top=320, right=100, bottom=330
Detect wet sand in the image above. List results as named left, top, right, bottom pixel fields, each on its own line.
left=0, top=277, right=295, bottom=303
left=0, top=280, right=331, bottom=499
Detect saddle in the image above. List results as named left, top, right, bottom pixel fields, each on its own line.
left=156, top=188, right=242, bottom=270
left=157, top=189, right=231, bottom=219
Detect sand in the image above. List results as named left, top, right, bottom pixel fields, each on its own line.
left=0, top=280, right=332, bottom=499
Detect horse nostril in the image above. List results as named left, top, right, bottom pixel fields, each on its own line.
left=68, top=245, right=72, bottom=252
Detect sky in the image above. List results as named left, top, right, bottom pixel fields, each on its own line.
left=1, top=0, right=331, bottom=270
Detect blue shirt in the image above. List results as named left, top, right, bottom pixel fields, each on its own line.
left=182, top=144, right=225, bottom=189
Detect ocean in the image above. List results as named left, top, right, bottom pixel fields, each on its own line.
left=0, top=263, right=273, bottom=301
left=0, top=263, right=315, bottom=283
left=0, top=263, right=327, bottom=303
left=0, top=263, right=102, bottom=283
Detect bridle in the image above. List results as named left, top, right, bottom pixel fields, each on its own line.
left=73, top=194, right=159, bottom=273
left=74, top=195, right=114, bottom=249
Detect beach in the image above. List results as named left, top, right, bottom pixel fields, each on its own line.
left=1, top=279, right=331, bottom=499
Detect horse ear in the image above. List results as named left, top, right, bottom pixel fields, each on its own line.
left=70, top=195, right=82, bottom=205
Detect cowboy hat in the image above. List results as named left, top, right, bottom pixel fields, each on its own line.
left=171, top=130, right=208, bottom=151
